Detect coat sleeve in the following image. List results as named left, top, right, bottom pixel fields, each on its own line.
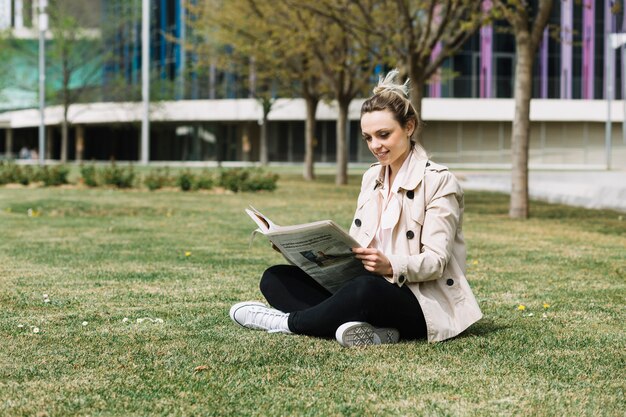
left=387, top=170, right=462, bottom=284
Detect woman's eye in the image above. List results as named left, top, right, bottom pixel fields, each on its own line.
left=379, top=132, right=389, bottom=138
left=363, top=136, right=372, bottom=142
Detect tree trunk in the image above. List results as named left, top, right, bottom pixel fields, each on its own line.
left=5, top=128, right=13, bottom=159
left=510, top=36, right=534, bottom=219
left=303, top=95, right=319, bottom=181
left=407, top=59, right=426, bottom=143
left=336, top=98, right=350, bottom=185
left=410, top=78, right=426, bottom=143
left=406, top=57, right=425, bottom=116
left=259, top=98, right=273, bottom=166
left=260, top=113, right=269, bottom=166
left=60, top=119, right=69, bottom=163
left=76, top=125, right=84, bottom=163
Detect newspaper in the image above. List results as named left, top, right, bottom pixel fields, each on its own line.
left=245, top=206, right=367, bottom=293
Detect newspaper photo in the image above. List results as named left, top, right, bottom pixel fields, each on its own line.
left=245, top=206, right=367, bottom=293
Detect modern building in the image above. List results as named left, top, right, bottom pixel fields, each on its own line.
left=0, top=0, right=625, bottom=168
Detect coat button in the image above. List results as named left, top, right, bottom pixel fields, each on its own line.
left=398, top=275, right=406, bottom=284
left=406, top=230, right=414, bottom=239
left=406, top=190, right=414, bottom=199
left=446, top=278, right=454, bottom=286
left=354, top=219, right=362, bottom=227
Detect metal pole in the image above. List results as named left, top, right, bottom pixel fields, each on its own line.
left=622, top=43, right=626, bottom=145
left=38, top=0, right=48, bottom=166
left=605, top=33, right=613, bottom=171
left=141, top=0, right=150, bottom=165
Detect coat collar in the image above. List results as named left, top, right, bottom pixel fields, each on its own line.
left=373, top=148, right=428, bottom=192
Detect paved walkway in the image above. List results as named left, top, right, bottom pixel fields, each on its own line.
left=456, top=170, right=626, bottom=213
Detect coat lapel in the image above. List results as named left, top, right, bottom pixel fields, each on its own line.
left=398, top=150, right=428, bottom=192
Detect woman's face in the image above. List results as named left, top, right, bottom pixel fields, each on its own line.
left=361, top=110, right=414, bottom=171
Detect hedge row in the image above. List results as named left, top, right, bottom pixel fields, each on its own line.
left=0, top=162, right=279, bottom=193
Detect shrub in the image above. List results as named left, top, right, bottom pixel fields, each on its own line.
left=144, top=168, right=172, bottom=191
left=218, top=168, right=249, bottom=193
left=38, top=165, right=70, bottom=186
left=176, top=170, right=195, bottom=192
left=80, top=164, right=98, bottom=187
left=193, top=170, right=214, bottom=190
left=218, top=168, right=278, bottom=192
left=241, top=169, right=279, bottom=192
left=15, top=165, right=33, bottom=185
left=101, top=163, right=135, bottom=188
left=0, top=163, right=20, bottom=185
left=0, top=161, right=19, bottom=185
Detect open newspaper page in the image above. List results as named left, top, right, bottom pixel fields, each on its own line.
left=245, top=207, right=367, bottom=293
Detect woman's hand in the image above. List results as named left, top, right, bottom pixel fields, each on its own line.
left=352, top=247, right=393, bottom=276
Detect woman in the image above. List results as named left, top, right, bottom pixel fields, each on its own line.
left=229, top=70, right=482, bottom=346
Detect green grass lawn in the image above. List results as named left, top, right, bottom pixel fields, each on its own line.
left=1, top=174, right=624, bottom=416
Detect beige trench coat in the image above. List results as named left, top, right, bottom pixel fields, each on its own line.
left=349, top=149, right=482, bottom=342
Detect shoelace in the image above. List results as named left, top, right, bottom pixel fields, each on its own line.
left=245, top=306, right=287, bottom=331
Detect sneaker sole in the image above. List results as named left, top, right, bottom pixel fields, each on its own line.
left=336, top=321, right=400, bottom=347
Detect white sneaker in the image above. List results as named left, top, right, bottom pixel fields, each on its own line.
left=335, top=321, right=400, bottom=347
left=229, top=301, right=291, bottom=333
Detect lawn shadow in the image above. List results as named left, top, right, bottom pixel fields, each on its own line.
left=458, top=317, right=509, bottom=339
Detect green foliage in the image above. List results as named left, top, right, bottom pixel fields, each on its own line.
left=100, top=163, right=136, bottom=189
left=1, top=164, right=276, bottom=193
left=218, top=168, right=278, bottom=193
left=193, top=169, right=215, bottom=190
left=37, top=165, right=70, bottom=186
left=78, top=163, right=136, bottom=189
left=218, top=168, right=250, bottom=193
left=0, top=162, right=24, bottom=185
left=240, top=170, right=279, bottom=192
left=16, top=165, right=33, bottom=185
left=176, top=170, right=195, bottom=192
left=174, top=170, right=215, bottom=192
left=0, top=162, right=69, bottom=186
left=79, top=164, right=98, bottom=187
left=143, top=168, right=172, bottom=191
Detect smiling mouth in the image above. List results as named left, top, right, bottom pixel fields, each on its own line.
left=375, top=151, right=388, bottom=158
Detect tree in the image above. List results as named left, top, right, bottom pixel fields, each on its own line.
left=306, top=0, right=483, bottom=118
left=1, top=1, right=129, bottom=163
left=492, top=0, right=554, bottom=219
left=281, top=5, right=326, bottom=181
left=189, top=0, right=325, bottom=176
left=289, top=0, right=380, bottom=185
left=46, top=2, right=107, bottom=163
left=190, top=0, right=282, bottom=165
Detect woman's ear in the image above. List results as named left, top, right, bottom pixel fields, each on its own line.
left=406, top=119, right=416, bottom=137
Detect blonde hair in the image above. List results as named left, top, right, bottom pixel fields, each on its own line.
left=361, top=69, right=427, bottom=159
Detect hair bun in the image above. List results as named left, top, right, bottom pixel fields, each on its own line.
left=372, top=69, right=410, bottom=98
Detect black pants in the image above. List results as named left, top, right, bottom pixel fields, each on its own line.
left=259, top=265, right=427, bottom=340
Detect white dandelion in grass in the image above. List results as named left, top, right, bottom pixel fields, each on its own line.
left=82, top=321, right=88, bottom=326
left=122, top=317, right=129, bottom=323
left=17, top=324, right=24, bottom=329
left=32, top=327, right=40, bottom=334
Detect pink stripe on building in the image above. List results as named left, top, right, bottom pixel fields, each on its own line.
left=480, top=0, right=493, bottom=98
left=582, top=1, right=595, bottom=99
